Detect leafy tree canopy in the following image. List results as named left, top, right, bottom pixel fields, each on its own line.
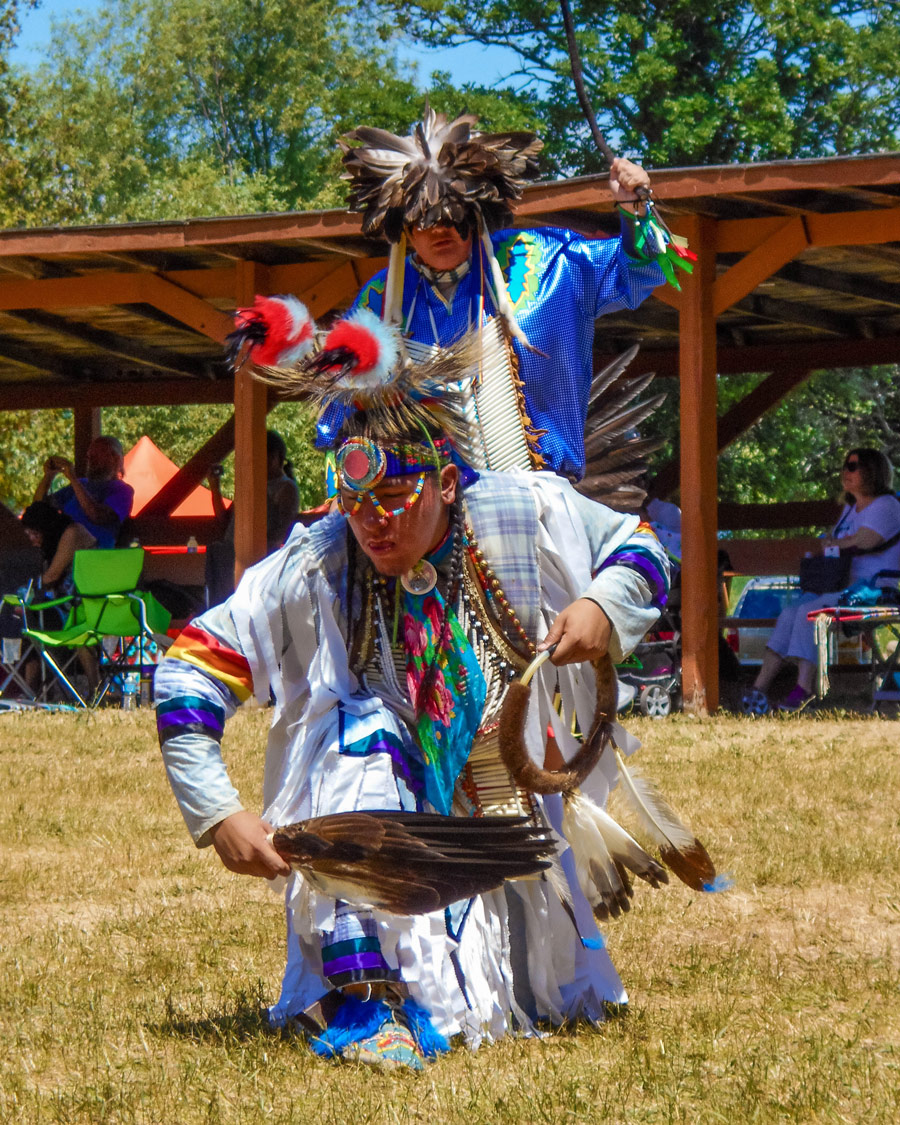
left=644, top=365, right=900, bottom=532
left=1, top=0, right=547, bottom=227
left=380, top=0, right=900, bottom=171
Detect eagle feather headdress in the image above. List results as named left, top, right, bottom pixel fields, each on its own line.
left=340, top=106, right=543, bottom=241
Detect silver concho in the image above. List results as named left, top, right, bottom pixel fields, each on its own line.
left=400, top=560, right=438, bottom=595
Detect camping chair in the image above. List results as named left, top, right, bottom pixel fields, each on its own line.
left=808, top=568, right=900, bottom=713
left=0, top=547, right=45, bottom=702
left=15, top=548, right=172, bottom=708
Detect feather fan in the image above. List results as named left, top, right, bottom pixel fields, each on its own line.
left=614, top=751, right=717, bottom=892
left=271, top=810, right=555, bottom=915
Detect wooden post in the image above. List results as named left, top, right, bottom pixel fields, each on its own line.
left=232, top=261, right=267, bottom=581
left=678, top=215, right=719, bottom=715
left=73, top=406, right=101, bottom=474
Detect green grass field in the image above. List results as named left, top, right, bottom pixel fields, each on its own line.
left=1, top=708, right=898, bottom=1124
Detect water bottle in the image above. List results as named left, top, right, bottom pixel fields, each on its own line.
left=186, top=536, right=199, bottom=553
left=122, top=671, right=139, bottom=711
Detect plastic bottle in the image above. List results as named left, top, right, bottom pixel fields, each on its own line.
left=186, top=535, right=199, bottom=553
left=122, top=671, right=139, bottom=711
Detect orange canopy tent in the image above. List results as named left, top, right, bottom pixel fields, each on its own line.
left=123, top=436, right=229, bottom=518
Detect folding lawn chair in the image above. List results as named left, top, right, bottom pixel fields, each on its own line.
left=808, top=568, right=900, bottom=714
left=13, top=547, right=172, bottom=708
left=0, top=547, right=54, bottom=706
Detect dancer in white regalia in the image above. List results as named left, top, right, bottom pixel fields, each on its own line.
left=156, top=305, right=716, bottom=1070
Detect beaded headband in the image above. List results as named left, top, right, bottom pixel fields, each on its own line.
left=335, top=433, right=452, bottom=519
left=337, top=435, right=449, bottom=490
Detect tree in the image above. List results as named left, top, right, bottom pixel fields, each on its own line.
left=643, top=365, right=900, bottom=523
left=382, top=1, right=900, bottom=172
left=2, top=0, right=546, bottom=227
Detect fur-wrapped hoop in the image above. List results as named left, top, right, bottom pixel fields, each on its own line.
left=340, top=105, right=543, bottom=241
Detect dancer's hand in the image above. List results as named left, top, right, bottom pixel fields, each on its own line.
left=209, top=810, right=291, bottom=879
left=609, top=157, right=651, bottom=208
left=539, top=598, right=611, bottom=665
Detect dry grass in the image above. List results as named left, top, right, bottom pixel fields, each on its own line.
left=0, top=707, right=898, bottom=1124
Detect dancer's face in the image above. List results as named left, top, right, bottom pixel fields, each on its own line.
left=345, top=465, right=458, bottom=576
left=408, top=224, right=473, bottom=272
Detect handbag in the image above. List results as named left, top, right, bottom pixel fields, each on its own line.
left=798, top=553, right=851, bottom=595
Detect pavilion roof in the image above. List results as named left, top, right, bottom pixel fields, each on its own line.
left=1, top=151, right=899, bottom=409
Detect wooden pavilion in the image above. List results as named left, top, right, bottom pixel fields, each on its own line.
left=2, top=151, right=899, bottom=711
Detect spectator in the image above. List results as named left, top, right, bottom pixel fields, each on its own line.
left=741, top=448, right=900, bottom=714
left=9, top=502, right=100, bottom=697
left=34, top=435, right=134, bottom=549
left=20, top=501, right=96, bottom=591
left=208, top=429, right=301, bottom=554
left=260, top=430, right=301, bottom=551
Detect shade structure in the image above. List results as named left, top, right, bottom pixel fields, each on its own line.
left=123, top=436, right=228, bottom=518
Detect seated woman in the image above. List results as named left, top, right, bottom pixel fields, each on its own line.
left=742, top=448, right=900, bottom=714
left=21, top=502, right=96, bottom=591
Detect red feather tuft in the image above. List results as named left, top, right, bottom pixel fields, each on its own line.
left=322, top=318, right=382, bottom=375
left=232, top=295, right=314, bottom=367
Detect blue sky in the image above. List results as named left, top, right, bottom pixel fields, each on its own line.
left=12, top=0, right=524, bottom=88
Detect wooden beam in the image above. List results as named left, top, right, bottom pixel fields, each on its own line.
left=678, top=214, right=719, bottom=715
left=735, top=293, right=864, bottom=337
left=713, top=216, right=810, bottom=315
left=596, top=332, right=900, bottom=378
left=0, top=377, right=235, bottom=411
left=138, top=273, right=236, bottom=343
left=775, top=260, right=900, bottom=310
left=233, top=261, right=268, bottom=578
left=0, top=153, right=896, bottom=261
left=717, top=205, right=900, bottom=254
left=716, top=368, right=814, bottom=449
left=4, top=308, right=208, bottom=378
left=73, top=406, right=101, bottom=474
left=719, top=499, right=841, bottom=533
left=0, top=271, right=147, bottom=310
left=0, top=335, right=109, bottom=379
left=296, top=260, right=365, bottom=318
left=517, top=155, right=900, bottom=216
left=648, top=367, right=816, bottom=499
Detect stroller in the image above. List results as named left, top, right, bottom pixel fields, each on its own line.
left=615, top=547, right=738, bottom=718
left=617, top=604, right=682, bottom=718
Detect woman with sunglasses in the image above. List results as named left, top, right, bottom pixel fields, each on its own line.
left=742, top=448, right=900, bottom=714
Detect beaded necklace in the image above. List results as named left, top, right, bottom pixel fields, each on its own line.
left=350, top=516, right=541, bottom=820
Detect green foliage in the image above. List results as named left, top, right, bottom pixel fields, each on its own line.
left=645, top=364, right=900, bottom=516
left=1, top=0, right=544, bottom=227
left=384, top=1, right=900, bottom=170
left=0, top=409, right=73, bottom=512
left=0, top=403, right=326, bottom=518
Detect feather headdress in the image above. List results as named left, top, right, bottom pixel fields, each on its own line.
left=340, top=106, right=543, bottom=241
left=228, top=295, right=471, bottom=449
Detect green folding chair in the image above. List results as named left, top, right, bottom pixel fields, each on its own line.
left=19, top=547, right=172, bottom=708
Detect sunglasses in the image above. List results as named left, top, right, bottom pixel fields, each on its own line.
left=843, top=460, right=860, bottom=471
